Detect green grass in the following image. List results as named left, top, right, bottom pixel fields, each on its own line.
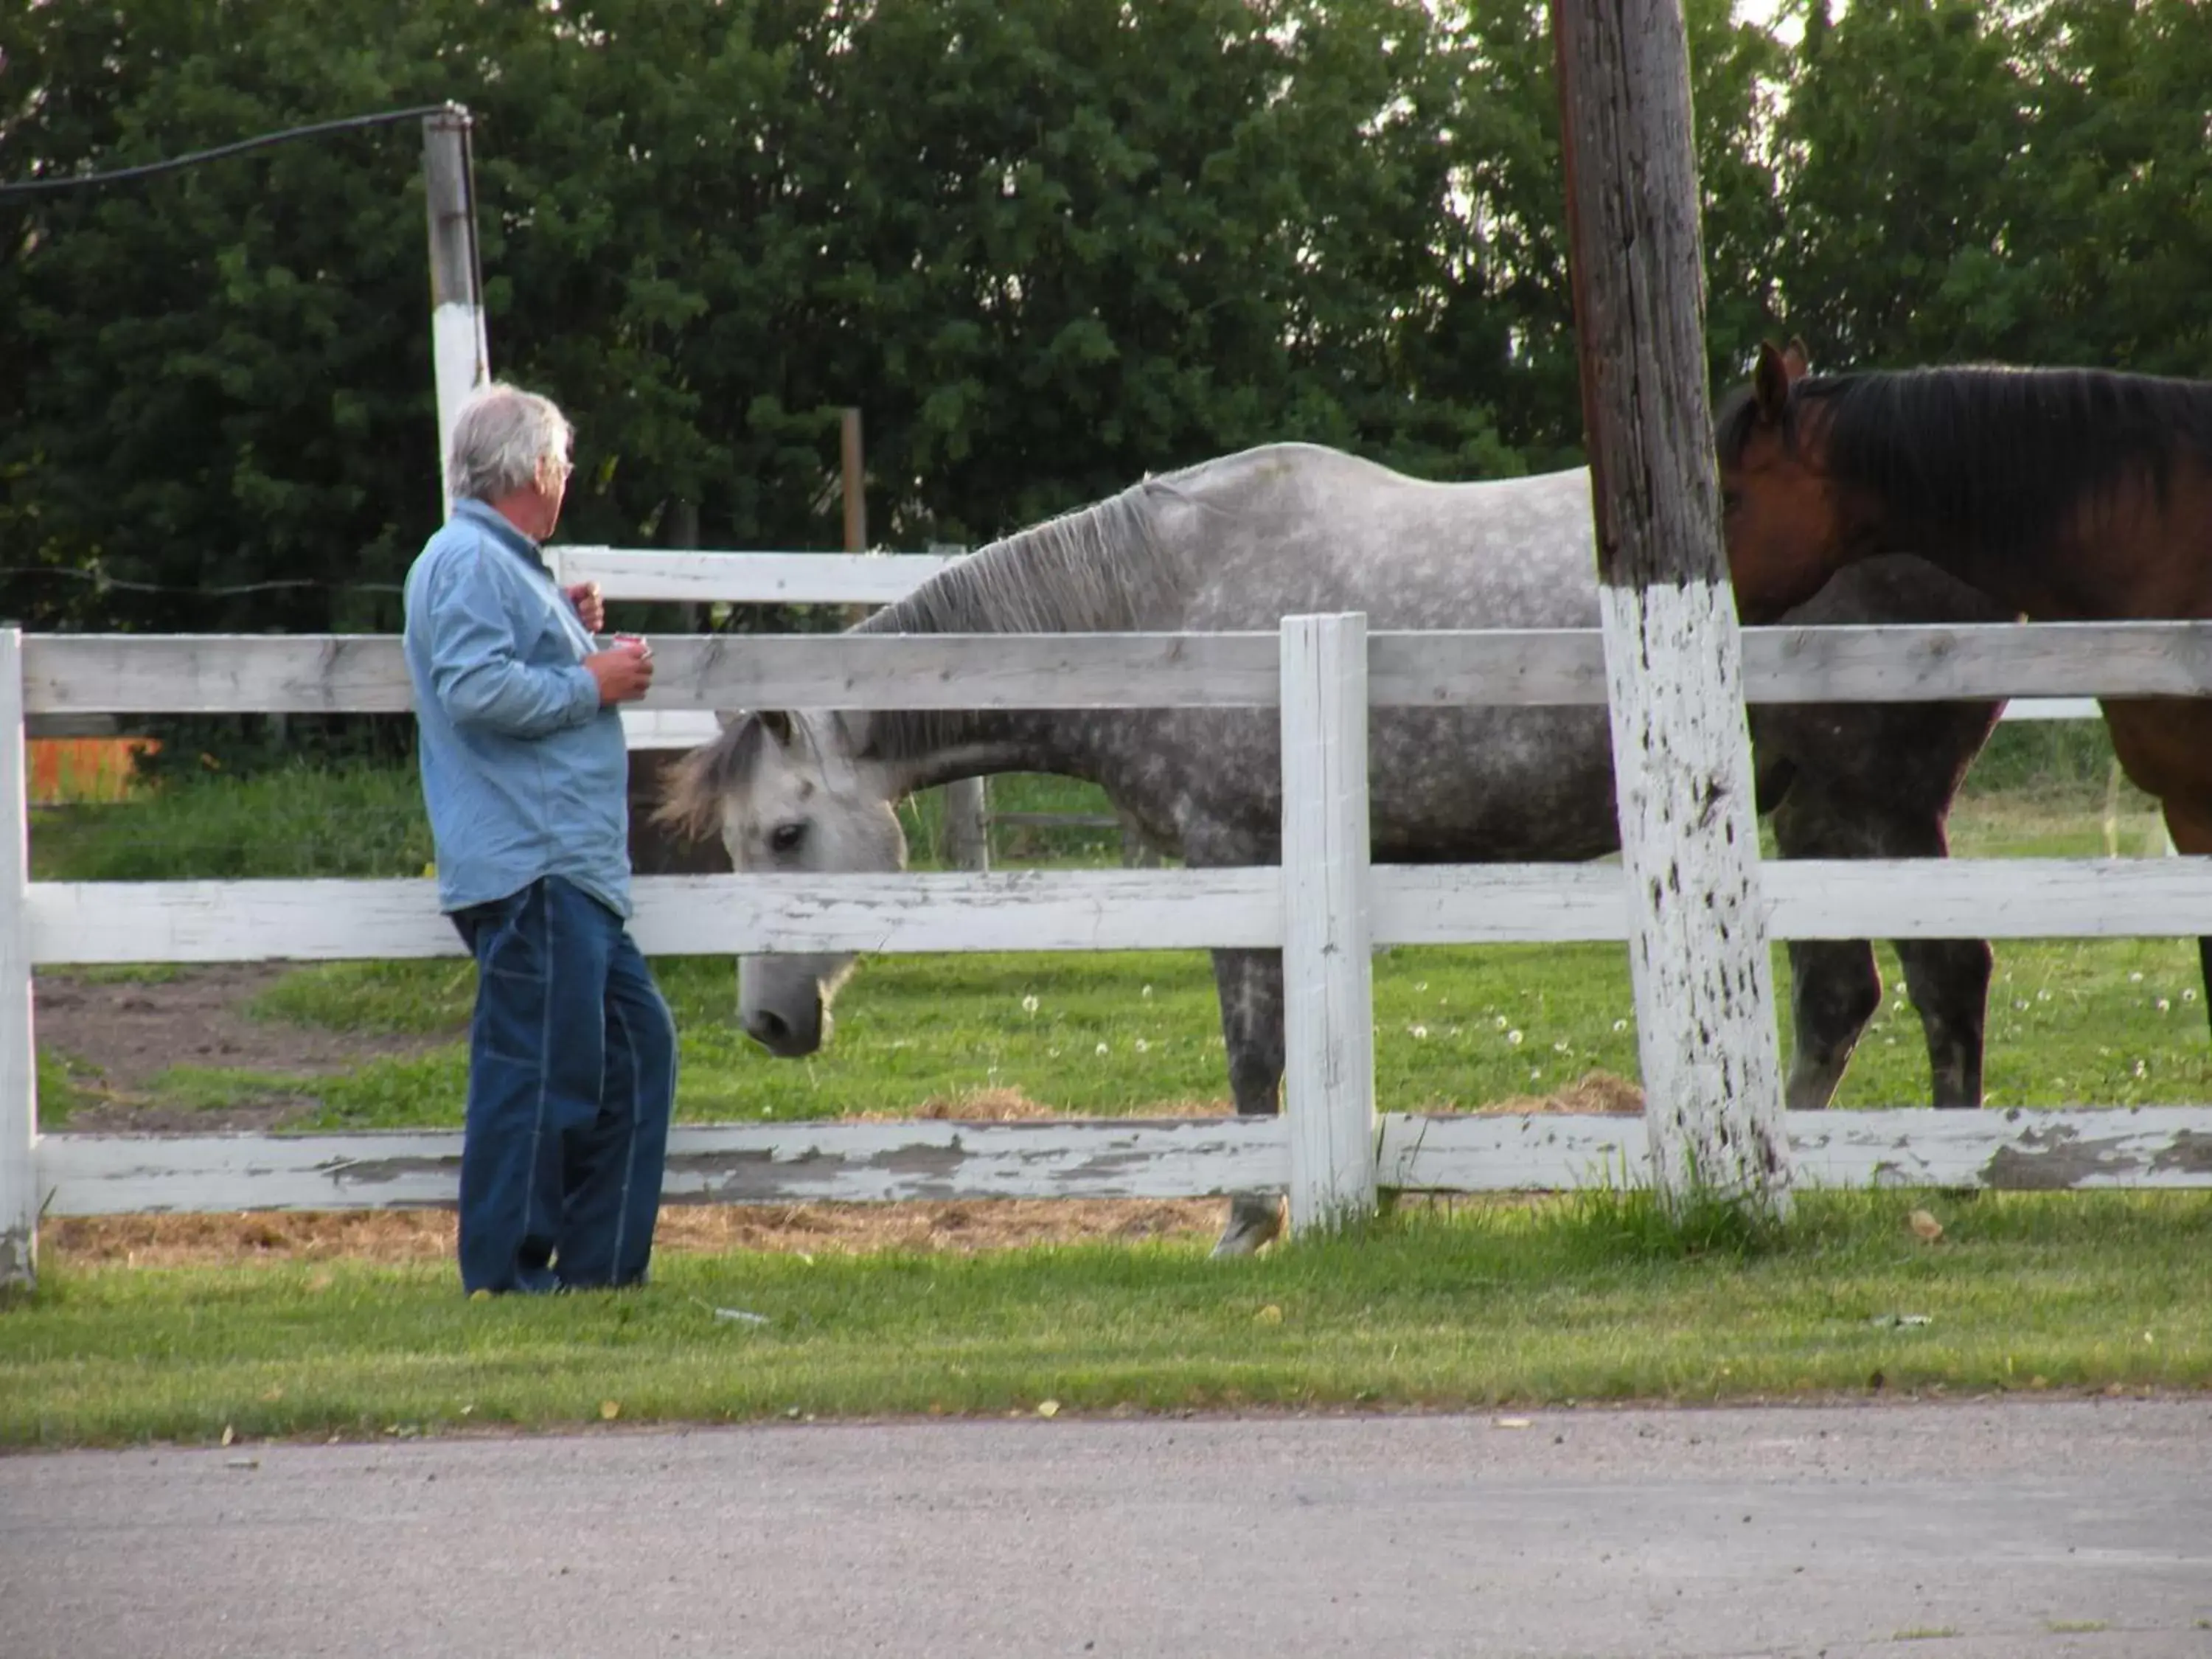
left=225, top=927, right=2212, bottom=1132
left=4, top=1190, right=2206, bottom=1447
left=33, top=1048, right=97, bottom=1127
left=29, top=761, right=433, bottom=882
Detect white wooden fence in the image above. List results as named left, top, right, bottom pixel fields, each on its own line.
left=10, top=609, right=2212, bottom=1280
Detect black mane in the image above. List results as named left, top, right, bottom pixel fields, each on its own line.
left=1721, top=364, right=2212, bottom=561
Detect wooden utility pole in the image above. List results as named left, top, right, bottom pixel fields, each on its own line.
left=1550, top=0, right=1791, bottom=1217
left=422, top=108, right=489, bottom=517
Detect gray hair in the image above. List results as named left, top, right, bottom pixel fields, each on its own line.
left=446, top=383, right=574, bottom=503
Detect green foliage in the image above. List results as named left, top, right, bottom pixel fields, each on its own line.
left=0, top=0, right=1576, bottom=637
left=1771, top=0, right=2212, bottom=375
left=10, top=0, right=2198, bottom=633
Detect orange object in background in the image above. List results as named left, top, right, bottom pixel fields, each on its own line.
left=26, top=737, right=160, bottom=804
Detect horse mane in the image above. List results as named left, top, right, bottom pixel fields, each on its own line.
left=653, top=710, right=779, bottom=840
left=1720, top=364, right=2212, bottom=560
left=655, top=462, right=1208, bottom=830
left=846, top=467, right=1203, bottom=764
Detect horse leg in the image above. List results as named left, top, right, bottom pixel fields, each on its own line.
left=1893, top=938, right=1993, bottom=1107
left=1208, top=945, right=1287, bottom=1257
left=1783, top=939, right=1882, bottom=1111
left=2154, top=792, right=2212, bottom=1042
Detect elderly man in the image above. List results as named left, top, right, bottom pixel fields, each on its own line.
left=403, top=383, right=674, bottom=1295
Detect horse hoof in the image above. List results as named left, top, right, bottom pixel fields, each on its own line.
left=1209, top=1194, right=1285, bottom=1259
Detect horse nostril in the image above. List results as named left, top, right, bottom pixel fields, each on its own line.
left=746, top=1010, right=790, bottom=1048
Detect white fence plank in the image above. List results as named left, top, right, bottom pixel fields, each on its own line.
left=527, top=551, right=2138, bottom=728
left=1379, top=1107, right=2212, bottom=1193
left=1380, top=858, right=2212, bottom=944
left=1279, top=614, right=1377, bottom=1233
left=27, top=624, right=2212, bottom=717
left=26, top=870, right=1284, bottom=964
left=35, top=1117, right=1291, bottom=1216
left=621, top=709, right=723, bottom=749
left=41, top=1105, right=2212, bottom=1219
left=1, top=630, right=37, bottom=1285
left=30, top=858, right=2212, bottom=967
left=554, top=549, right=960, bottom=605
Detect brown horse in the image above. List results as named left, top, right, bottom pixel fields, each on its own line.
left=1718, top=341, right=2212, bottom=1018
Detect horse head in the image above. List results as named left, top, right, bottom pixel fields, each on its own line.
left=1717, top=337, right=1857, bottom=622
left=655, top=709, right=905, bottom=1056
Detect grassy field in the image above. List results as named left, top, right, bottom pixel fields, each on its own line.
left=5, top=1190, right=2208, bottom=1447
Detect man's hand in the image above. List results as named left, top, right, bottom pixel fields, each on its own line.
left=566, top=581, right=605, bottom=633
left=584, top=638, right=654, bottom=706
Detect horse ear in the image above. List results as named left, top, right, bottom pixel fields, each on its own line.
left=1753, top=341, right=1792, bottom=424
left=1781, top=336, right=1812, bottom=380
left=714, top=709, right=743, bottom=732
left=758, top=710, right=794, bottom=746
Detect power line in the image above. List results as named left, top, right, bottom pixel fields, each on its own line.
left=0, top=104, right=465, bottom=198
left=0, top=568, right=403, bottom=597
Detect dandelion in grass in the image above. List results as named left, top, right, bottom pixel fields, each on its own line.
left=2130, top=971, right=2144, bottom=983
left=1495, top=1015, right=1509, bottom=1031
left=2134, top=1059, right=2148, bottom=1079
left=1612, top=1018, right=1628, bottom=1033
left=1414, top=981, right=1428, bottom=992
left=1134, top=1039, right=1150, bottom=1054
left=1141, top=984, right=1153, bottom=1000
left=1096, top=1042, right=1110, bottom=1057
left=2188, top=990, right=2200, bottom=1004
left=1506, top=1029, right=1524, bottom=1047
left=1553, top=1039, right=1571, bottom=1054
left=1020, top=994, right=1040, bottom=1015
left=1528, top=1068, right=1543, bottom=1083
left=1409, top=1025, right=1428, bottom=1040
left=2157, top=998, right=2171, bottom=1013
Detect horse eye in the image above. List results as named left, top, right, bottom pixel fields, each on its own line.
left=1720, top=489, right=1743, bottom=514
left=768, top=822, right=807, bottom=855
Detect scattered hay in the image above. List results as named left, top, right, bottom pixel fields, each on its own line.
left=44, top=1199, right=1222, bottom=1269
left=1468, top=1069, right=1644, bottom=1117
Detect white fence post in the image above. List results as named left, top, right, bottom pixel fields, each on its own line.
left=1279, top=612, right=1377, bottom=1234
left=422, top=108, right=488, bottom=518
left=1, top=628, right=38, bottom=1287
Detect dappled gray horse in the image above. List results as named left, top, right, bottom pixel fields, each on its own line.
left=660, top=444, right=2004, bottom=1255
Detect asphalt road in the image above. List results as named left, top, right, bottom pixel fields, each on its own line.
left=3, top=1399, right=2208, bottom=1658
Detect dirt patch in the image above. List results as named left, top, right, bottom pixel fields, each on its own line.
left=34, top=965, right=454, bottom=1131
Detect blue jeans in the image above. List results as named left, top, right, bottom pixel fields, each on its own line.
left=451, top=877, right=678, bottom=1294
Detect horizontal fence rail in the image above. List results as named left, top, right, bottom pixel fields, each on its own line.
left=25, top=622, right=2212, bottom=715
left=551, top=547, right=962, bottom=605
left=29, top=858, right=2212, bottom=967
left=36, top=1105, right=2212, bottom=1218
left=546, top=549, right=2132, bottom=726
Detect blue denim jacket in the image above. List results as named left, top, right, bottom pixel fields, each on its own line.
left=402, top=500, right=632, bottom=918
